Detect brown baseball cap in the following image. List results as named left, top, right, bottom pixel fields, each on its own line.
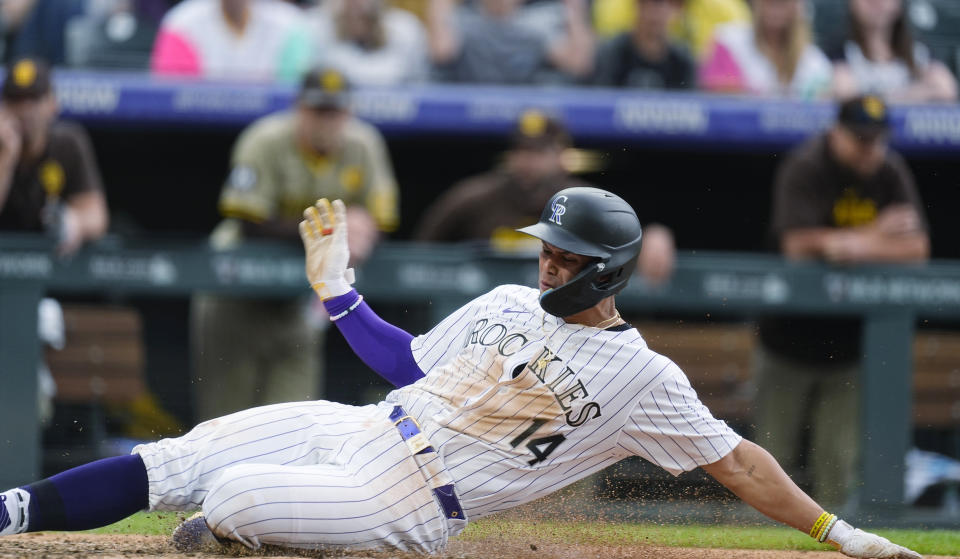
left=299, top=66, right=351, bottom=111
left=836, top=95, right=891, bottom=140
left=2, top=56, right=52, bottom=101
left=510, top=109, right=571, bottom=150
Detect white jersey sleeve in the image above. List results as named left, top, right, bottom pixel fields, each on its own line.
left=410, top=285, right=518, bottom=376
left=617, top=364, right=742, bottom=476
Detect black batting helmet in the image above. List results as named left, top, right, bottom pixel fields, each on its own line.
left=517, top=187, right=643, bottom=317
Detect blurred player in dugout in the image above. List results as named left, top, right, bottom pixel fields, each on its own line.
left=0, top=56, right=109, bottom=426
left=192, top=67, right=399, bottom=421
left=755, top=95, right=929, bottom=506
left=414, top=109, right=676, bottom=284
left=0, top=56, right=107, bottom=254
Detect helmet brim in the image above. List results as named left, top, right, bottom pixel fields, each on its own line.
left=517, top=222, right=611, bottom=259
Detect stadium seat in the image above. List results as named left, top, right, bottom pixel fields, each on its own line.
left=807, top=0, right=849, bottom=50
left=908, top=0, right=960, bottom=77
left=65, top=11, right=158, bottom=70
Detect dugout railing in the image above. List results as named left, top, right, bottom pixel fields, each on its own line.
left=1, top=235, right=959, bottom=524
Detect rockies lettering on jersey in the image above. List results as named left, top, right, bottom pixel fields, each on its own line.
left=464, top=320, right=602, bottom=427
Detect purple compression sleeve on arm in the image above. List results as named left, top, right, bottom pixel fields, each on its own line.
left=324, top=290, right=425, bottom=387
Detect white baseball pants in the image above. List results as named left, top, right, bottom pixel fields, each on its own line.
left=134, top=400, right=463, bottom=552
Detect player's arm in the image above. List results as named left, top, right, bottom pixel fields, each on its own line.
left=772, top=156, right=928, bottom=265
left=702, top=440, right=921, bottom=558
left=58, top=123, right=109, bottom=255
left=61, top=189, right=108, bottom=254
left=300, top=198, right=425, bottom=388
left=781, top=215, right=929, bottom=264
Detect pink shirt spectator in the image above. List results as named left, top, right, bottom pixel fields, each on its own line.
left=700, top=23, right=832, bottom=99
left=150, top=0, right=311, bottom=82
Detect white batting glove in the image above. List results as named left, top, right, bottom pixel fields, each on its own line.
left=298, top=198, right=355, bottom=300
left=826, top=520, right=922, bottom=559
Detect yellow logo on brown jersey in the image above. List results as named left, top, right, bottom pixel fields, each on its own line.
left=40, top=160, right=65, bottom=198
left=833, top=188, right=877, bottom=227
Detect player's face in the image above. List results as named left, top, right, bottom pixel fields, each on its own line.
left=4, top=92, right=56, bottom=152
left=506, top=145, right=565, bottom=187
left=296, top=105, right=349, bottom=154
left=538, top=242, right=592, bottom=293
left=829, top=125, right=889, bottom=178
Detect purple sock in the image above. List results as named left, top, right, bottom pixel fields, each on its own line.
left=24, top=454, right=149, bottom=531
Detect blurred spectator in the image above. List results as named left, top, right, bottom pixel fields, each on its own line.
left=65, top=0, right=167, bottom=70
left=414, top=109, right=675, bottom=285
left=150, top=0, right=311, bottom=82
left=192, top=67, right=399, bottom=421
left=306, top=0, right=428, bottom=86
left=593, top=0, right=750, bottom=60
left=0, top=56, right=108, bottom=255
left=427, top=0, right=594, bottom=84
left=830, top=0, right=957, bottom=103
left=700, top=0, right=831, bottom=99
left=593, top=0, right=696, bottom=89
left=754, top=95, right=929, bottom=505
left=0, top=0, right=38, bottom=60
left=6, top=0, right=83, bottom=65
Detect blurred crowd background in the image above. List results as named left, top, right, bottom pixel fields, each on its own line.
left=2, top=0, right=960, bottom=513
left=0, top=0, right=956, bottom=98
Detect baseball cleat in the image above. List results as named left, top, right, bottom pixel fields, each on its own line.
left=0, top=489, right=29, bottom=536
left=171, top=512, right=223, bottom=552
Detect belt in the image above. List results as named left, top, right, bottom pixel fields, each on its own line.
left=389, top=405, right=464, bottom=521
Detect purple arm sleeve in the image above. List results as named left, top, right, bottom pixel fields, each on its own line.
left=323, top=290, right=426, bottom=388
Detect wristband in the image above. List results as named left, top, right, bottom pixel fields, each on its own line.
left=810, top=512, right=830, bottom=538
left=329, top=295, right=364, bottom=321
left=819, top=515, right=838, bottom=543
left=810, top=512, right=837, bottom=542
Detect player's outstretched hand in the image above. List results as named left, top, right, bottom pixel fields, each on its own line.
left=299, top=198, right=355, bottom=300
left=828, top=521, right=922, bottom=559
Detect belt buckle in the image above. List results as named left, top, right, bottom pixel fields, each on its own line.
left=394, top=414, right=432, bottom=455
left=393, top=414, right=421, bottom=429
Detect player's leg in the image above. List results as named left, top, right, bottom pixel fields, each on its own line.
left=0, top=454, right=148, bottom=536
left=199, top=406, right=450, bottom=552
left=136, top=399, right=365, bottom=512
left=0, top=399, right=359, bottom=537
left=191, top=295, right=262, bottom=420
left=753, top=345, right=816, bottom=484
left=810, top=362, right=859, bottom=506
left=260, top=304, right=323, bottom=406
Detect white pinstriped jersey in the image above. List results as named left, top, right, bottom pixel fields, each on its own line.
left=387, top=284, right=742, bottom=520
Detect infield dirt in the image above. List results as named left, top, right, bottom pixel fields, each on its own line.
left=1, top=533, right=957, bottom=559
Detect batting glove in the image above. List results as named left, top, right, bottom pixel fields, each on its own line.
left=299, top=198, right=355, bottom=300
left=827, top=520, right=922, bottom=559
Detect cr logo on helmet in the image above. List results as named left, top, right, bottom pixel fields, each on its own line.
left=549, top=196, right=568, bottom=225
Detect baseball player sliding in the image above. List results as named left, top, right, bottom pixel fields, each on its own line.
left=0, top=187, right=919, bottom=558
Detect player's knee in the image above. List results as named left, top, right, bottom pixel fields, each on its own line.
left=202, top=464, right=265, bottom=547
